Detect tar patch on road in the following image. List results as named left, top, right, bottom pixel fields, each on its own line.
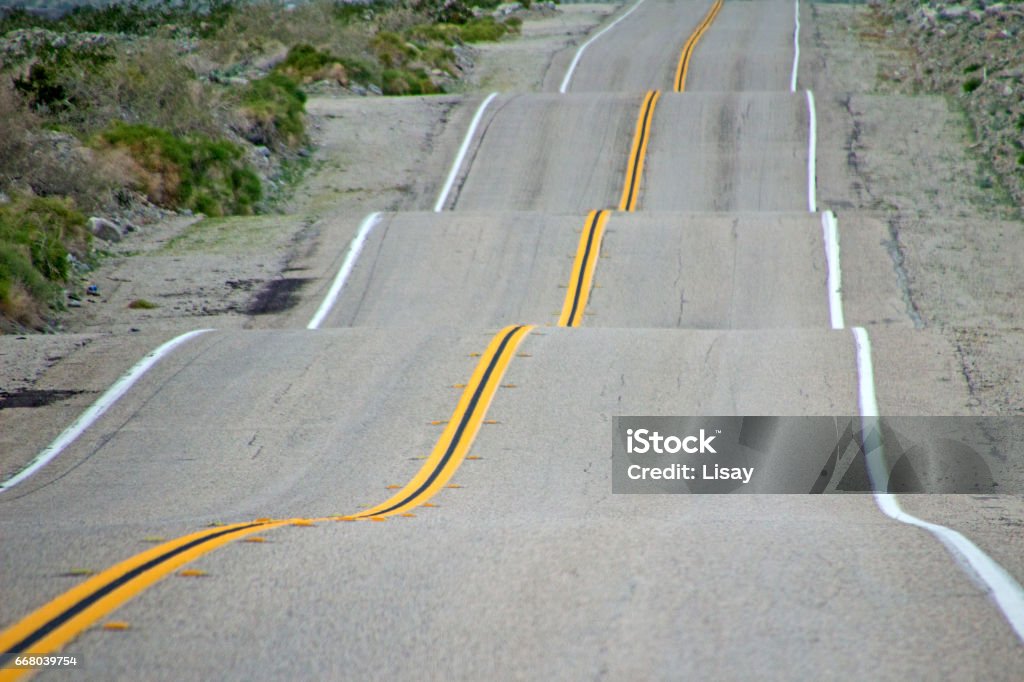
left=247, top=278, right=310, bottom=315
left=0, top=389, right=90, bottom=409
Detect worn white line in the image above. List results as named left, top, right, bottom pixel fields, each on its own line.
left=433, top=92, right=498, bottom=212
left=0, top=329, right=212, bottom=492
left=559, top=0, right=648, bottom=94
left=853, top=327, right=1024, bottom=642
left=805, top=89, right=817, bottom=213
left=790, top=0, right=800, bottom=92
left=822, top=210, right=844, bottom=329
left=307, top=212, right=382, bottom=330
left=852, top=328, right=879, bottom=419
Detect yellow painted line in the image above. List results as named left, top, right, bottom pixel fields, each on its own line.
left=674, top=0, right=723, bottom=92
left=0, top=331, right=535, bottom=674
left=618, top=90, right=661, bottom=212
left=558, top=210, right=611, bottom=327
left=355, top=324, right=533, bottom=519
left=0, top=519, right=289, bottom=679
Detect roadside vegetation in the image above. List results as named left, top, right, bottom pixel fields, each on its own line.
left=0, top=0, right=528, bottom=330
left=870, top=1, right=1024, bottom=215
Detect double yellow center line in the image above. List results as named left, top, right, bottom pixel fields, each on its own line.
left=675, top=0, right=723, bottom=92
left=0, top=326, right=534, bottom=677
left=619, top=89, right=661, bottom=213
left=558, top=210, right=610, bottom=327
left=557, top=85, right=659, bottom=326
left=0, top=4, right=729, bottom=674
left=560, top=0, right=723, bottom=324
left=351, top=324, right=533, bottom=519
left=0, top=520, right=286, bottom=679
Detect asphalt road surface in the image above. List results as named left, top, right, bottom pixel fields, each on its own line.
left=2, top=1, right=1022, bottom=680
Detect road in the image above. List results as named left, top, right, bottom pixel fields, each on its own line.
left=2, top=0, right=1022, bottom=679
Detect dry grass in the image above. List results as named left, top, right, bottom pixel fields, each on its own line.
left=0, top=279, right=43, bottom=330
left=0, top=80, right=115, bottom=212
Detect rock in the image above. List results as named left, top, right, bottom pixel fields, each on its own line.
left=223, top=76, right=249, bottom=87
left=368, top=84, right=383, bottom=96
left=88, top=217, right=122, bottom=243
left=0, top=192, right=9, bottom=204
left=350, top=84, right=368, bottom=96
left=494, top=3, right=522, bottom=17
left=940, top=6, right=970, bottom=20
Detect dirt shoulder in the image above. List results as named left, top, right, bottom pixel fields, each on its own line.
left=0, top=4, right=611, bottom=482
left=807, top=1, right=1023, bottom=415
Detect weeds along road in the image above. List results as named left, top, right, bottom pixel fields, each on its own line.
left=2, top=0, right=1024, bottom=679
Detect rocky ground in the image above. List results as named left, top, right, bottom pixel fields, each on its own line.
left=870, top=0, right=1024, bottom=214
left=808, top=0, right=1023, bottom=415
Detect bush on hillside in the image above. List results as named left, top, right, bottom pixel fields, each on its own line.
left=95, top=122, right=262, bottom=216
left=0, top=195, right=89, bottom=329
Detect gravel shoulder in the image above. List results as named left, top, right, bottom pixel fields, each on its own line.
left=807, top=1, right=1023, bottom=416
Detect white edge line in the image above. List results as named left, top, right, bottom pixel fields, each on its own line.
left=790, top=0, right=800, bottom=92
left=852, top=327, right=878, bottom=419
left=433, top=92, right=498, bottom=213
left=853, top=327, right=1024, bottom=642
left=805, top=89, right=817, bottom=213
left=559, top=0, right=648, bottom=94
left=0, top=328, right=213, bottom=492
left=822, top=210, right=844, bottom=329
left=307, top=212, right=382, bottom=330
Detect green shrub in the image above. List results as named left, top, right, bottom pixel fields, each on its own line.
left=415, top=0, right=472, bottom=25
left=0, top=0, right=238, bottom=38
left=339, top=56, right=381, bottom=86
left=241, top=73, right=307, bottom=149
left=458, top=17, right=509, bottom=43
left=279, top=43, right=336, bottom=76
left=963, top=77, right=983, bottom=93
left=963, top=63, right=982, bottom=74
left=96, top=122, right=261, bottom=216
left=12, top=44, right=115, bottom=113
left=406, top=22, right=462, bottom=45
left=0, top=195, right=89, bottom=327
left=420, top=45, right=456, bottom=73
left=372, top=31, right=419, bottom=68
left=381, top=67, right=438, bottom=95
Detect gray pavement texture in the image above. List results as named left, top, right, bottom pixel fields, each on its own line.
left=3, top=1, right=1023, bottom=680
